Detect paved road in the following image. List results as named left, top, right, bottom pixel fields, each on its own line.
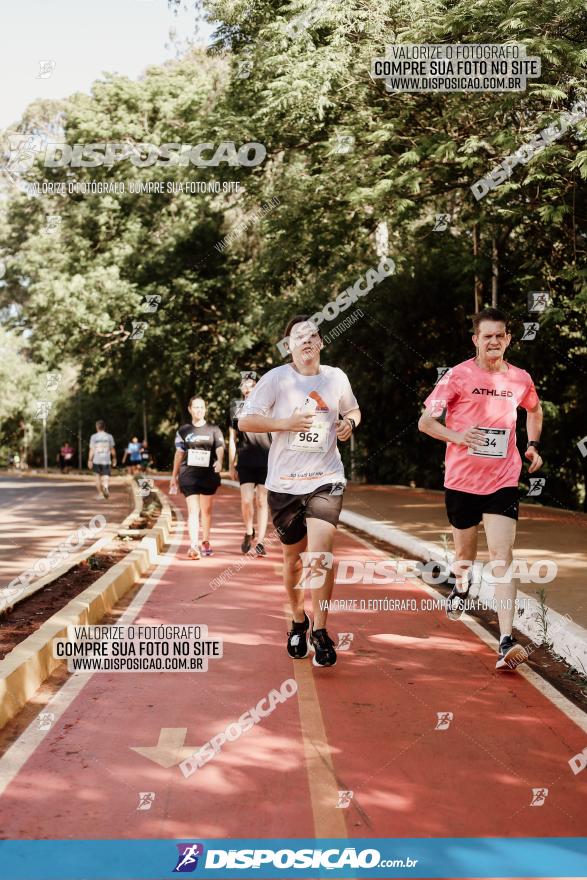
left=0, top=474, right=133, bottom=588
left=0, top=481, right=584, bottom=867
left=344, top=484, right=587, bottom=628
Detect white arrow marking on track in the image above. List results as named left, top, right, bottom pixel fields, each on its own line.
left=130, top=728, right=198, bottom=769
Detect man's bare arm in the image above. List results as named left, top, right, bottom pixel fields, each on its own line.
left=525, top=402, right=543, bottom=474
left=526, top=402, right=543, bottom=444
left=418, top=410, right=485, bottom=449
left=239, top=413, right=311, bottom=433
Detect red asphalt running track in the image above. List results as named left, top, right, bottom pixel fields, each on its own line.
left=0, top=480, right=585, bottom=860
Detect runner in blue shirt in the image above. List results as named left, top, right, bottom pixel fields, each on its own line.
left=122, top=436, right=142, bottom=475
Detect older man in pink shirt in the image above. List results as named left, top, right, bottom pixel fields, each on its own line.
left=419, top=308, right=543, bottom=671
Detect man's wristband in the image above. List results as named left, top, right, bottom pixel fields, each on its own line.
left=527, top=441, right=541, bottom=451
left=345, top=417, right=356, bottom=431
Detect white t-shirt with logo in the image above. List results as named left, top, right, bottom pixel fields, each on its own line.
left=241, top=364, right=359, bottom=494
left=89, top=431, right=115, bottom=465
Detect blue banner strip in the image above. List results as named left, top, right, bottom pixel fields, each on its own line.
left=0, top=837, right=586, bottom=879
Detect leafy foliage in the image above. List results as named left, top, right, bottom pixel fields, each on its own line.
left=0, top=0, right=586, bottom=507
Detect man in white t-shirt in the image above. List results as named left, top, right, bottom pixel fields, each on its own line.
left=239, top=315, right=361, bottom=667
left=88, top=420, right=117, bottom=499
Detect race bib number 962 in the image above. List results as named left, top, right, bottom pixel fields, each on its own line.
left=288, top=419, right=329, bottom=453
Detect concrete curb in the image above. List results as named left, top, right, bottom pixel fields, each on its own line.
left=0, top=490, right=174, bottom=730
left=340, top=509, right=587, bottom=675
left=4, top=470, right=131, bottom=482
left=0, top=478, right=137, bottom=613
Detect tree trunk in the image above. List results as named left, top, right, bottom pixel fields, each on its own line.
left=473, top=223, right=482, bottom=310
left=491, top=236, right=499, bottom=307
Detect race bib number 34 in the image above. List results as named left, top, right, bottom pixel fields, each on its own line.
left=288, top=420, right=329, bottom=453
left=468, top=427, right=510, bottom=459
left=187, top=448, right=211, bottom=467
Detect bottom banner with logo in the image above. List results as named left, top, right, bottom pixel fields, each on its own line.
left=0, top=837, right=586, bottom=878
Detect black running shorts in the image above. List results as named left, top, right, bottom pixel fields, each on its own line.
left=445, top=485, right=519, bottom=530
left=92, top=464, right=111, bottom=476
left=237, top=465, right=268, bottom=486
left=267, top=482, right=345, bottom=545
left=179, top=473, right=221, bottom=497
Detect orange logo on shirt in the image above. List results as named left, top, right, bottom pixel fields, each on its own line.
left=309, top=391, right=329, bottom=411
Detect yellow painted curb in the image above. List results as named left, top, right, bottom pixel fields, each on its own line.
left=0, top=492, right=173, bottom=730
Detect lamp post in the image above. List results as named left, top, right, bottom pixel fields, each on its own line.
left=77, top=389, right=83, bottom=471
left=42, top=414, right=48, bottom=470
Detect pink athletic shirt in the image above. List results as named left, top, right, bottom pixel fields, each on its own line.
left=423, top=358, right=540, bottom=495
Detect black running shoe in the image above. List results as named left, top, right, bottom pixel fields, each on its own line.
left=255, top=542, right=266, bottom=557
left=446, top=570, right=473, bottom=621
left=241, top=532, right=254, bottom=554
left=287, top=613, right=310, bottom=659
left=309, top=628, right=337, bottom=667
left=496, top=635, right=528, bottom=671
